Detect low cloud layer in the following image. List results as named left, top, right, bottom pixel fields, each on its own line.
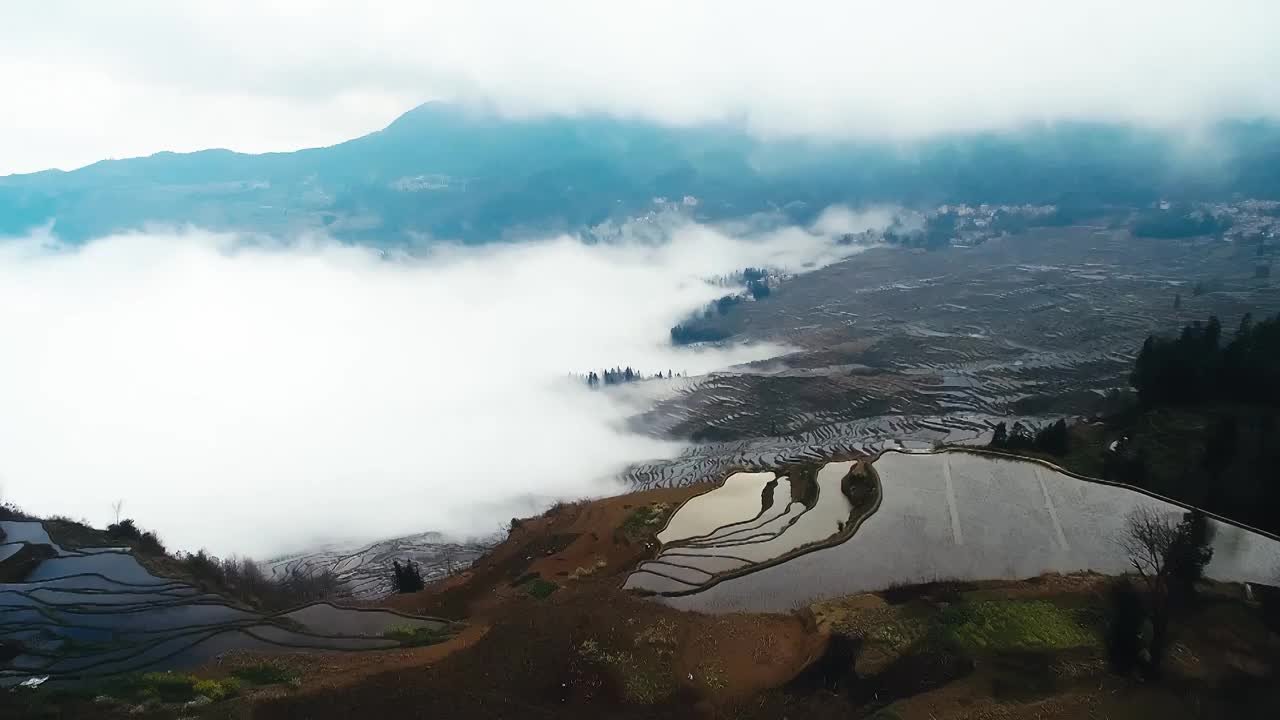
left=0, top=210, right=883, bottom=557
left=3, top=1, right=1279, bottom=173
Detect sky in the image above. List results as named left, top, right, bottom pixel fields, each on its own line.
left=3, top=0, right=1280, bottom=175
left=0, top=207, right=890, bottom=557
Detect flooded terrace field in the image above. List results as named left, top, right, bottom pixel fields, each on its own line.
left=0, top=520, right=450, bottom=687
left=641, top=451, right=1280, bottom=613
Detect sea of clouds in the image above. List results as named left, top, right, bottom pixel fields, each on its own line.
left=0, top=207, right=889, bottom=557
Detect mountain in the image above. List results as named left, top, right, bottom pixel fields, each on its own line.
left=3, top=102, right=1280, bottom=244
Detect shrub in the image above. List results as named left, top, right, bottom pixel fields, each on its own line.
left=0, top=501, right=31, bottom=521
left=193, top=677, right=240, bottom=701
left=620, top=504, right=668, bottom=539
left=105, top=518, right=167, bottom=555
left=106, top=518, right=142, bottom=541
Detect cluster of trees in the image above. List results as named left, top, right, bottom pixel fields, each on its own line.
left=1132, top=313, right=1280, bottom=407
left=670, top=324, right=730, bottom=345
left=98, top=504, right=337, bottom=610
left=988, top=419, right=1070, bottom=456
left=585, top=367, right=672, bottom=388
left=883, top=214, right=956, bottom=250
left=743, top=266, right=771, bottom=300
left=668, top=268, right=774, bottom=345
left=1109, top=312, right=1280, bottom=533
left=1111, top=507, right=1215, bottom=676
left=178, top=548, right=338, bottom=610
left=106, top=518, right=166, bottom=555
left=392, top=559, right=426, bottom=593
left=1133, top=208, right=1232, bottom=239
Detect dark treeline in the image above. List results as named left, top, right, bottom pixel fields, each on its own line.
left=1132, top=312, right=1280, bottom=407
left=585, top=367, right=673, bottom=388
left=743, top=266, right=771, bottom=300
left=670, top=324, right=730, bottom=345
left=1132, top=208, right=1233, bottom=239
left=1111, top=312, right=1280, bottom=534
left=988, top=419, right=1070, bottom=456
left=668, top=268, right=773, bottom=345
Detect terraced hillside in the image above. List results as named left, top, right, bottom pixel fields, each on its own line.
left=0, top=520, right=451, bottom=687
left=643, top=228, right=1277, bottom=436
left=266, top=532, right=487, bottom=600
left=621, top=225, right=1279, bottom=488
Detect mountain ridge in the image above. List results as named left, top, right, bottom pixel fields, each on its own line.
left=3, top=103, right=1280, bottom=244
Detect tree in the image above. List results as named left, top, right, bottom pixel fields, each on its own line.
left=990, top=422, right=1008, bottom=447
left=1119, top=505, right=1214, bottom=674
left=1167, top=509, right=1215, bottom=605
left=392, top=559, right=426, bottom=593
left=1119, top=506, right=1179, bottom=672
left=1033, top=419, right=1070, bottom=456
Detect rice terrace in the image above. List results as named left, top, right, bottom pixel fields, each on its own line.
left=6, top=6, right=1280, bottom=716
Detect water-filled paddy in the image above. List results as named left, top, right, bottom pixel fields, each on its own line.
left=660, top=451, right=1280, bottom=613
left=626, top=461, right=863, bottom=594
left=0, top=520, right=446, bottom=686
left=657, top=471, right=778, bottom=543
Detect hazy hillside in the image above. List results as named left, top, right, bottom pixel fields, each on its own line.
left=2, top=104, right=1279, bottom=244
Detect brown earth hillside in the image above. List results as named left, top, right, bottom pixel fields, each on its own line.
left=13, top=474, right=1280, bottom=720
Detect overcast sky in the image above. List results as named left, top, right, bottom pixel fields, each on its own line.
left=3, top=0, right=1279, bottom=175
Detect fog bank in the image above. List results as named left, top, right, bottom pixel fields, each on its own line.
left=0, top=210, right=882, bottom=557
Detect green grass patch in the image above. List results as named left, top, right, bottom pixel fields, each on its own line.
left=866, top=617, right=929, bottom=651
left=90, top=671, right=241, bottom=703
left=383, top=623, right=456, bottom=647
left=230, top=661, right=300, bottom=686
left=620, top=503, right=669, bottom=539
left=524, top=577, right=559, bottom=599
left=931, top=600, right=1099, bottom=653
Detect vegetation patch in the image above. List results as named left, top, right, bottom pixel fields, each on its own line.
left=620, top=503, right=670, bottom=540
left=91, top=671, right=241, bottom=703
left=634, top=618, right=679, bottom=653
left=524, top=577, right=559, bottom=599
left=578, top=634, right=677, bottom=704
left=383, top=623, right=456, bottom=647
left=694, top=661, right=728, bottom=691
left=931, top=600, right=1099, bottom=653
left=231, top=661, right=302, bottom=686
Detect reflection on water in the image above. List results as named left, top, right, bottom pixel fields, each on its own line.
left=660, top=452, right=1280, bottom=613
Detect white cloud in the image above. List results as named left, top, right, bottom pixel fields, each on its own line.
left=2, top=1, right=1279, bottom=174
left=0, top=210, right=876, bottom=557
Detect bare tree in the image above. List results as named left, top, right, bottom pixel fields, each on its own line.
left=1119, top=505, right=1180, bottom=672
